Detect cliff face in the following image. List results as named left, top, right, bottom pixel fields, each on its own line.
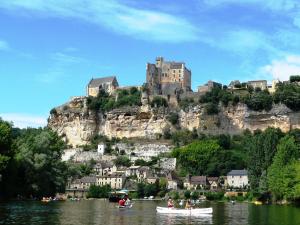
left=48, top=97, right=300, bottom=147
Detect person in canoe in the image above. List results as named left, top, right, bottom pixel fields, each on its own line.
left=118, top=198, right=126, bottom=207
left=167, top=198, right=174, bottom=208
left=185, top=199, right=192, bottom=209
left=125, top=197, right=131, bottom=206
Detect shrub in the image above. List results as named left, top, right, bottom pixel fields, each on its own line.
left=232, top=95, right=240, bottom=106
left=179, top=97, right=195, bottom=110
left=151, top=96, right=168, bottom=107
left=290, top=75, right=300, bottom=83
left=50, top=108, right=57, bottom=115
left=87, top=185, right=111, bottom=198
left=167, top=112, right=179, bottom=125
left=204, top=191, right=224, bottom=200
left=169, top=191, right=180, bottom=200
left=184, top=190, right=191, bottom=199
left=273, top=83, right=300, bottom=111
left=191, top=191, right=199, bottom=200
left=246, top=92, right=273, bottom=111
left=114, top=156, right=132, bottom=167
left=205, top=103, right=219, bottom=115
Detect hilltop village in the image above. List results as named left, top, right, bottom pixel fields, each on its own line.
left=46, top=57, right=300, bottom=201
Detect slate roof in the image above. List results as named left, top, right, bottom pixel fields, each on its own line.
left=97, top=173, right=125, bottom=178
left=227, top=170, right=248, bottom=176
left=88, top=76, right=116, bottom=88
left=207, top=177, right=219, bottom=182
left=190, top=176, right=207, bottom=185
left=80, top=176, right=96, bottom=183
left=94, top=161, right=114, bottom=169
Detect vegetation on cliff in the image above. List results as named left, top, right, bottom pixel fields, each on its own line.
left=198, top=76, right=300, bottom=112
left=87, top=87, right=141, bottom=112
left=273, top=82, right=300, bottom=111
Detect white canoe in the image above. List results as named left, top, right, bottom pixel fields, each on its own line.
left=156, top=207, right=213, bottom=216
left=117, top=204, right=133, bottom=209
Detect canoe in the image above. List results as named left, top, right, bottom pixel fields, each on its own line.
left=117, top=204, right=133, bottom=209
left=156, top=207, right=213, bottom=216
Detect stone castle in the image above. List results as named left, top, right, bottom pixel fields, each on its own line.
left=146, top=57, right=191, bottom=96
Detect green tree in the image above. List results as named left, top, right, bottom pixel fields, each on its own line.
left=137, top=183, right=145, bottom=198
left=114, top=156, right=132, bottom=167
left=184, top=190, right=191, bottom=199
left=191, top=191, right=199, bottom=200
left=0, top=118, right=12, bottom=172
left=144, top=183, right=158, bottom=197
left=12, top=128, right=67, bottom=197
left=172, top=140, right=221, bottom=175
left=267, top=136, right=300, bottom=201
left=245, top=128, right=283, bottom=192
left=87, top=185, right=111, bottom=198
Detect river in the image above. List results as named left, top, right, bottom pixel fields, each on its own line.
left=0, top=200, right=299, bottom=225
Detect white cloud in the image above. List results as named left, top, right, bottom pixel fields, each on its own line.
left=0, top=39, right=10, bottom=51
left=0, top=113, right=47, bottom=128
left=50, top=52, right=85, bottom=64
left=0, top=0, right=198, bottom=43
left=259, top=55, right=300, bottom=81
left=203, top=0, right=298, bottom=11
left=202, top=29, right=278, bottom=55
left=37, top=50, right=86, bottom=83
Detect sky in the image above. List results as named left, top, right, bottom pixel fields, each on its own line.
left=1, top=0, right=300, bottom=128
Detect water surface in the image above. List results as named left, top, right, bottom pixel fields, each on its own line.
left=0, top=200, right=299, bottom=225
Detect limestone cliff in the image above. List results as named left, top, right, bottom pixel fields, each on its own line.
left=48, top=96, right=300, bottom=147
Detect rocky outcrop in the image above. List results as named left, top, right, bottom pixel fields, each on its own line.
left=48, top=97, right=300, bottom=147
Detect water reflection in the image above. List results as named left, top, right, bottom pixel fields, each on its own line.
left=157, top=214, right=212, bottom=225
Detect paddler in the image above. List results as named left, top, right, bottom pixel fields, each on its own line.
left=167, top=198, right=174, bottom=208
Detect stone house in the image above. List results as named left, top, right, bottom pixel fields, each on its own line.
left=146, top=57, right=192, bottom=95
left=136, top=166, right=151, bottom=182
left=96, top=173, right=125, bottom=189
left=69, top=176, right=97, bottom=190
left=147, top=176, right=158, bottom=184
left=227, top=170, right=249, bottom=189
left=228, top=80, right=241, bottom=89
left=247, top=80, right=267, bottom=90
left=207, top=177, right=219, bottom=190
left=268, top=79, right=280, bottom=93
left=125, top=165, right=141, bottom=177
left=93, top=162, right=117, bottom=176
left=87, top=76, right=119, bottom=97
left=166, top=173, right=178, bottom=190
left=198, top=80, right=222, bottom=94
left=184, top=175, right=207, bottom=190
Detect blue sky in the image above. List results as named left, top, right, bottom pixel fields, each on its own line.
left=1, top=0, right=300, bottom=128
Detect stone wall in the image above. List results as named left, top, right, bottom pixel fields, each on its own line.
left=115, top=143, right=172, bottom=161
left=48, top=97, right=300, bottom=147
